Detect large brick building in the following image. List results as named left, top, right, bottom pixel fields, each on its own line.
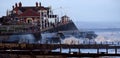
left=7, top=2, right=58, bottom=29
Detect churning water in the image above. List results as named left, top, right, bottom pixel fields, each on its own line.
left=53, top=29, right=120, bottom=58
left=62, top=29, right=120, bottom=44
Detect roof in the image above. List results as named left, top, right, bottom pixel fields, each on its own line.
left=13, top=6, right=49, bottom=17
left=19, top=9, right=40, bottom=17
left=14, top=6, right=49, bottom=12
left=61, top=15, right=69, bottom=18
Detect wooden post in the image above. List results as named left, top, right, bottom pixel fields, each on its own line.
left=28, top=40, right=29, bottom=44
left=100, top=42, right=102, bottom=45
left=95, top=42, right=96, bottom=45
left=79, top=48, right=80, bottom=54
left=118, top=42, right=120, bottom=45
left=97, top=48, right=99, bottom=54
left=117, top=42, right=118, bottom=45
left=69, top=45, right=71, bottom=54
left=60, top=42, right=62, bottom=53
left=83, top=41, right=85, bottom=44
left=60, top=46, right=62, bottom=53
left=106, top=48, right=108, bottom=54
left=112, top=42, right=114, bottom=45
left=88, top=40, right=90, bottom=45
left=106, top=41, right=108, bottom=45
left=115, top=48, right=117, bottom=54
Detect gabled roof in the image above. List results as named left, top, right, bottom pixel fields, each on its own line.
left=14, top=6, right=49, bottom=12
left=19, top=9, right=40, bottom=17
left=61, top=15, right=69, bottom=18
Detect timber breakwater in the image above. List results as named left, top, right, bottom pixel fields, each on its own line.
left=0, top=43, right=120, bottom=58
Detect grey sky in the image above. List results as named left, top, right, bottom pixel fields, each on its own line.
left=0, top=0, right=120, bottom=28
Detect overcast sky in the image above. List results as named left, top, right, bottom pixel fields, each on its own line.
left=0, top=0, right=120, bottom=28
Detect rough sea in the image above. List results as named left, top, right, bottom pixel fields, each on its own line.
left=1, top=28, right=120, bottom=58
left=61, top=28, right=120, bottom=58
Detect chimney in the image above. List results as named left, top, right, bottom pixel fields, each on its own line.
left=39, top=2, right=41, bottom=7
left=19, top=2, right=22, bottom=7
left=15, top=3, right=18, bottom=7
left=12, top=6, right=14, bottom=9
left=36, top=2, right=38, bottom=7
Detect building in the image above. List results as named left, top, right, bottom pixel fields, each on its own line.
left=0, top=2, right=77, bottom=33
left=7, top=2, right=58, bottom=29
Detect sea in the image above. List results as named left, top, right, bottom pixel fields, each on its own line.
left=92, top=28, right=120, bottom=43
left=88, top=28, right=120, bottom=58
left=1, top=28, right=120, bottom=58
left=62, top=28, right=120, bottom=44
left=60, top=28, right=120, bottom=58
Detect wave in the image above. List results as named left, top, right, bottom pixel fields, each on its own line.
left=62, top=31, right=120, bottom=44
left=63, top=36, right=81, bottom=45
left=95, top=31, right=120, bottom=42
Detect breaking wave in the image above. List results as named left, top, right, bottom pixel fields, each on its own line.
left=63, top=36, right=80, bottom=45
left=62, top=31, right=120, bottom=44
left=5, top=34, right=35, bottom=43
left=95, top=31, right=120, bottom=42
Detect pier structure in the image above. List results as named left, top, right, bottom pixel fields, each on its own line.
left=0, top=43, right=120, bottom=58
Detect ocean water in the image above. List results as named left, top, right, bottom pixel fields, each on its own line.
left=0, top=29, right=120, bottom=58
left=53, top=29, right=120, bottom=58
left=39, top=29, right=120, bottom=45
left=94, top=29, right=120, bottom=43
left=95, top=29, right=120, bottom=43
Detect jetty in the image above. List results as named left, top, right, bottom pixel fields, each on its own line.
left=0, top=43, right=120, bottom=58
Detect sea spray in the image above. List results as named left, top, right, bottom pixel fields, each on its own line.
left=40, top=31, right=120, bottom=44
left=62, top=31, right=120, bottom=44
left=40, top=33, right=60, bottom=44
left=63, top=36, right=83, bottom=44
left=94, top=35, right=107, bottom=43
left=19, top=34, right=35, bottom=43
left=95, top=31, right=120, bottom=43
left=8, top=34, right=35, bottom=43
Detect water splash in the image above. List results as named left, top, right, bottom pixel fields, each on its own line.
left=8, top=34, right=35, bottom=43
left=95, top=31, right=120, bottom=43
left=62, top=31, right=120, bottom=44
left=63, top=36, right=79, bottom=45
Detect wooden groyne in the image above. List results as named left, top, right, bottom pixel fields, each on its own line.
left=1, top=43, right=120, bottom=49
left=0, top=43, right=119, bottom=50
left=0, top=43, right=120, bottom=58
